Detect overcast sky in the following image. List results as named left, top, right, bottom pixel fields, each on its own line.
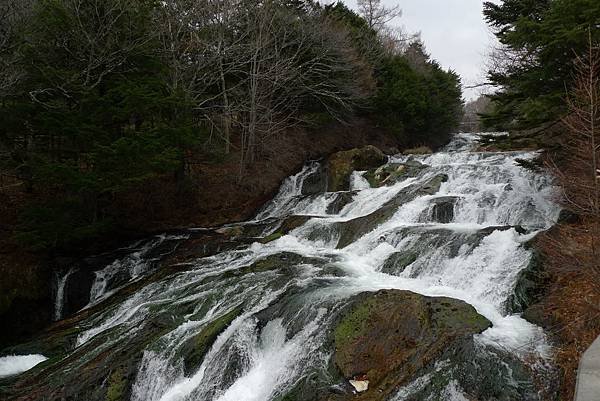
left=343, top=0, right=500, bottom=100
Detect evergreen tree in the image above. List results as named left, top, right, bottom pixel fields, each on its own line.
left=482, top=0, right=600, bottom=130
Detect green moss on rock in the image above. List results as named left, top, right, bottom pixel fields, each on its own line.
left=182, top=307, right=243, bottom=374
left=331, top=290, right=491, bottom=400
left=327, top=146, right=387, bottom=192
left=105, top=367, right=126, bottom=401
left=260, top=232, right=284, bottom=243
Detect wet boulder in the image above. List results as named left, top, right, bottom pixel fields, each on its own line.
left=326, top=192, right=357, bottom=214
left=381, top=251, right=418, bottom=274
left=418, top=173, right=448, bottom=196
left=506, top=250, right=548, bottom=314
left=364, top=161, right=426, bottom=188
left=330, top=290, right=491, bottom=401
left=301, top=163, right=328, bottom=195
left=326, top=146, right=387, bottom=192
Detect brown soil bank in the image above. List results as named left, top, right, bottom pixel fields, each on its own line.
left=519, top=218, right=600, bottom=400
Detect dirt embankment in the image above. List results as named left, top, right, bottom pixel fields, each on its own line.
left=521, top=218, right=600, bottom=400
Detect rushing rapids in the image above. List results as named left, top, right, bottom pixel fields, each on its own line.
left=0, top=133, right=561, bottom=400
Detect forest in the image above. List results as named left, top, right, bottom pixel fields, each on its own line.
left=1, top=0, right=600, bottom=400
left=0, top=0, right=462, bottom=251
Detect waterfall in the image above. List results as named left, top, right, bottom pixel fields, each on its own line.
left=85, top=234, right=188, bottom=308
left=7, top=133, right=561, bottom=400
left=53, top=267, right=75, bottom=321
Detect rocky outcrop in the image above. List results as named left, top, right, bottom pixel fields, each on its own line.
left=326, top=146, right=387, bottom=192
left=507, top=250, right=548, bottom=314
left=329, top=290, right=491, bottom=401
left=364, top=161, right=426, bottom=188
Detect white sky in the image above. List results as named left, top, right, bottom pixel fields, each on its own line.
left=342, top=0, right=500, bottom=100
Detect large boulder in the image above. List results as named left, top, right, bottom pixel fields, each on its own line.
left=330, top=290, right=491, bottom=401
left=327, top=146, right=387, bottom=192
left=506, top=250, right=548, bottom=314
left=363, top=161, right=427, bottom=188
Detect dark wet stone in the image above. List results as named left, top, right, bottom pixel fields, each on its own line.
left=506, top=250, right=549, bottom=314
left=301, top=163, right=328, bottom=195
left=430, top=196, right=459, bottom=224
left=381, top=251, right=418, bottom=274
left=327, top=192, right=356, bottom=214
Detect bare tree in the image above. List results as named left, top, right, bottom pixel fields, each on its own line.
left=234, top=1, right=371, bottom=171
left=357, top=0, right=402, bottom=32
left=550, top=31, right=600, bottom=274
left=0, top=0, right=34, bottom=97
left=156, top=0, right=372, bottom=173
left=379, top=26, right=418, bottom=56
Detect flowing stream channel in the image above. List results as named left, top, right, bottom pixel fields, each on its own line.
left=3, top=133, right=561, bottom=400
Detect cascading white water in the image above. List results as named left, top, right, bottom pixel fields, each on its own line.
left=54, top=267, right=75, bottom=321
left=85, top=234, right=188, bottom=308
left=57, top=133, right=559, bottom=400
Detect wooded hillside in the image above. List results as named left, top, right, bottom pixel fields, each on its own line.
left=0, top=0, right=463, bottom=251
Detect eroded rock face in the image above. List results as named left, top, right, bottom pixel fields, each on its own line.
left=330, top=290, right=491, bottom=401
left=326, top=146, right=387, bottom=192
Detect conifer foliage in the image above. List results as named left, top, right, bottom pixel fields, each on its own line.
left=0, top=0, right=463, bottom=249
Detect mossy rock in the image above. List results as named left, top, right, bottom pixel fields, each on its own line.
left=364, top=161, right=427, bottom=188
left=326, top=146, right=387, bottom=192
left=105, top=367, right=127, bottom=401
left=182, top=307, right=243, bottom=375
left=260, top=232, right=284, bottom=243
left=331, top=290, right=491, bottom=401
